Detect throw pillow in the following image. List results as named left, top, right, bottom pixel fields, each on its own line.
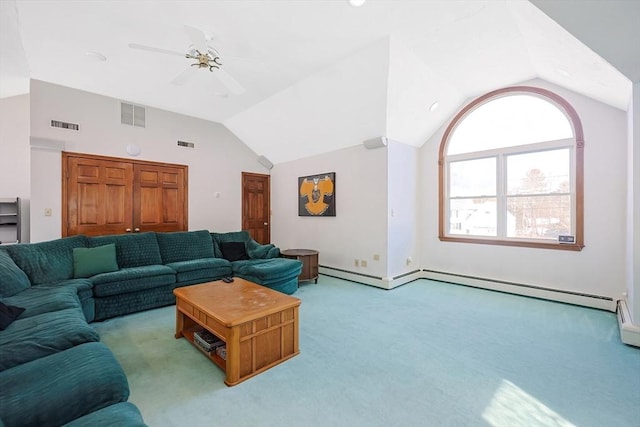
left=0, top=301, right=25, bottom=330
left=73, top=243, right=119, bottom=278
left=219, top=241, right=250, bottom=262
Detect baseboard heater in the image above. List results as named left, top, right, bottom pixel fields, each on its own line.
left=319, top=265, right=382, bottom=280
left=422, top=269, right=614, bottom=311
left=617, top=299, right=640, bottom=347
left=319, top=265, right=422, bottom=290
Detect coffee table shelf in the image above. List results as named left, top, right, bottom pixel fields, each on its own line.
left=182, top=325, right=227, bottom=371
left=174, top=279, right=301, bottom=386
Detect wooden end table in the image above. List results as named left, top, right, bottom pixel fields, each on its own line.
left=173, top=279, right=301, bottom=386
left=281, top=249, right=319, bottom=284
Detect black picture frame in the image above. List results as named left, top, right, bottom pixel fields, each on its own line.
left=298, top=172, right=336, bottom=217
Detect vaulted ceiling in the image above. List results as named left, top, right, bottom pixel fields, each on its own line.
left=0, top=0, right=634, bottom=164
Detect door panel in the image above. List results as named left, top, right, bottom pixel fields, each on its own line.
left=133, top=163, right=187, bottom=233
left=66, top=156, right=133, bottom=236
left=242, top=172, right=270, bottom=244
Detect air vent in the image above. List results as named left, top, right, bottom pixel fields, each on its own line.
left=121, top=102, right=146, bottom=128
left=177, top=141, right=195, bottom=149
left=51, top=120, right=79, bottom=131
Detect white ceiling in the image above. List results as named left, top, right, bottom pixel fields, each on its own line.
left=0, top=0, right=634, bottom=164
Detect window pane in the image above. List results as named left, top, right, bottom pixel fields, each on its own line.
left=507, top=195, right=571, bottom=239
left=448, top=95, right=573, bottom=155
left=450, top=198, right=497, bottom=236
left=449, top=157, right=496, bottom=197
left=507, top=149, right=570, bottom=195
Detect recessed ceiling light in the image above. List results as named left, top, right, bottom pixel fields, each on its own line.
left=85, top=51, right=107, bottom=62
left=348, top=0, right=366, bottom=7
left=429, top=101, right=440, bottom=112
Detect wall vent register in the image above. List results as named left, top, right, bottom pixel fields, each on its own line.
left=121, top=102, right=146, bottom=128
left=51, top=120, right=79, bottom=131
left=177, top=141, right=195, bottom=148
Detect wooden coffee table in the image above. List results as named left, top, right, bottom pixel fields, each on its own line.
left=173, top=278, right=301, bottom=386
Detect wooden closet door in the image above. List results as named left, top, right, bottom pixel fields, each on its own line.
left=133, top=163, right=187, bottom=233
left=65, top=156, right=134, bottom=236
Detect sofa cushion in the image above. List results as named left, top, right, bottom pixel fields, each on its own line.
left=157, top=230, right=215, bottom=264
left=5, top=235, right=88, bottom=285
left=220, top=241, right=249, bottom=262
left=89, top=232, right=162, bottom=268
left=246, top=240, right=279, bottom=259
left=166, top=257, right=231, bottom=273
left=0, top=342, right=130, bottom=427
left=232, top=258, right=302, bottom=282
left=0, top=302, right=25, bottom=330
left=0, top=307, right=99, bottom=371
left=73, top=243, right=119, bottom=278
left=63, top=402, right=147, bottom=427
left=36, top=279, right=95, bottom=322
left=2, top=284, right=82, bottom=320
left=90, top=265, right=176, bottom=297
left=167, top=258, right=231, bottom=284
left=0, top=249, right=30, bottom=297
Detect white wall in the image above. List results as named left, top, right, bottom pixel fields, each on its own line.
left=387, top=140, right=419, bottom=278
left=271, top=144, right=388, bottom=278
left=28, top=80, right=268, bottom=242
left=420, top=79, right=629, bottom=301
left=629, top=81, right=640, bottom=323
left=0, top=94, right=30, bottom=242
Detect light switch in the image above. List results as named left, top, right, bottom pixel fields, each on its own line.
left=44, top=208, right=52, bottom=216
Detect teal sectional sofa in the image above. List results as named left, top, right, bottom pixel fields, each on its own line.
left=0, top=230, right=302, bottom=426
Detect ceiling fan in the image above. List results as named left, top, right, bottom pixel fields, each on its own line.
left=129, top=25, right=245, bottom=95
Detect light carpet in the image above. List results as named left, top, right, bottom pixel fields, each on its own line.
left=94, top=277, right=640, bottom=427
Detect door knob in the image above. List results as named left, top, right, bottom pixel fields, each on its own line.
left=134, top=227, right=140, bottom=233
left=125, top=228, right=132, bottom=233
left=264, top=222, right=268, bottom=226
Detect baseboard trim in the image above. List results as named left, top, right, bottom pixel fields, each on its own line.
left=617, top=299, right=640, bottom=347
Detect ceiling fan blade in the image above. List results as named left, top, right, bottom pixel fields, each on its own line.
left=215, top=68, right=246, bottom=95
left=170, top=67, right=195, bottom=86
left=183, top=25, right=208, bottom=53
left=128, top=43, right=184, bottom=57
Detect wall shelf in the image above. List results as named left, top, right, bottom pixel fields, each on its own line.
left=0, top=198, right=21, bottom=244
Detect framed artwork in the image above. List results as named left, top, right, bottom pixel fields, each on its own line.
left=298, top=172, right=336, bottom=216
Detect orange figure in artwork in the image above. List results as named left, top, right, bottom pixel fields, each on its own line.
left=300, top=175, right=334, bottom=215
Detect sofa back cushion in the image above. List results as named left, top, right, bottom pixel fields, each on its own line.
left=89, top=232, right=162, bottom=268
left=0, top=249, right=31, bottom=297
left=156, top=230, right=215, bottom=264
left=5, top=235, right=88, bottom=285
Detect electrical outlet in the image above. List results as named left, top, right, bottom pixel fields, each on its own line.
left=361, top=260, right=367, bottom=267
left=373, top=254, right=380, bottom=261
left=406, top=257, right=412, bottom=266
left=44, top=208, right=52, bottom=216
left=354, top=259, right=359, bottom=267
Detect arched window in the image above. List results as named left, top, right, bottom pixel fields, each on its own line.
left=439, top=86, right=584, bottom=251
